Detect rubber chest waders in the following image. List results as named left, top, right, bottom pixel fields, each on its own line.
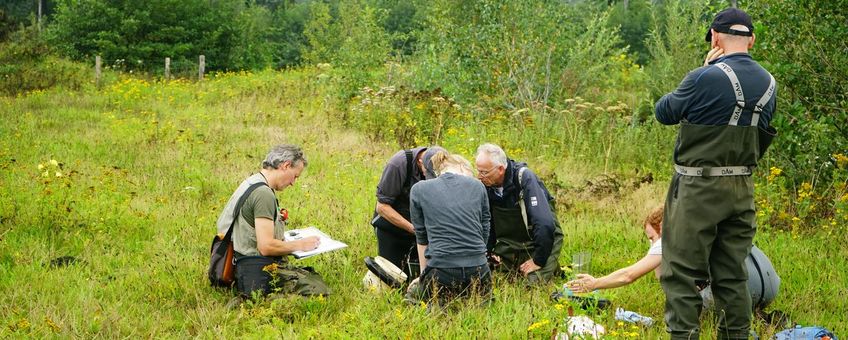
left=661, top=63, right=776, bottom=340
left=491, top=168, right=564, bottom=284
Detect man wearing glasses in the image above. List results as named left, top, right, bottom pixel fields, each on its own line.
left=474, top=143, right=564, bottom=285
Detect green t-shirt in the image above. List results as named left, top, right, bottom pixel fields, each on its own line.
left=231, top=178, right=287, bottom=258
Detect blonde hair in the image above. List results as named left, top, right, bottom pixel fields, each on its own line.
left=430, top=151, right=473, bottom=177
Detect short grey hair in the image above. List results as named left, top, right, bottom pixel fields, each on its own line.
left=262, top=144, right=307, bottom=169
left=475, top=143, right=507, bottom=167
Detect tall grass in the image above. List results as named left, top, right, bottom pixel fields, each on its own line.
left=0, top=69, right=845, bottom=338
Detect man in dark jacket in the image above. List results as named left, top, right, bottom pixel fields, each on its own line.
left=655, top=8, right=777, bottom=339
left=372, top=146, right=445, bottom=278
left=474, top=143, right=563, bottom=285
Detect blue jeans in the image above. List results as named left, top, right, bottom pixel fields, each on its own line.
left=419, top=264, right=492, bottom=303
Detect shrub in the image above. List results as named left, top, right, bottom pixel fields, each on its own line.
left=0, top=25, right=88, bottom=95
left=303, top=0, right=390, bottom=99
left=46, top=0, right=273, bottom=72
left=349, top=85, right=463, bottom=148
left=643, top=0, right=707, bottom=104
left=408, top=0, right=628, bottom=110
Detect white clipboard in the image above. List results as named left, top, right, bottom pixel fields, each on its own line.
left=284, top=226, right=348, bottom=259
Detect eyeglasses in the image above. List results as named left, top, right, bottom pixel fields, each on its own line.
left=477, top=167, right=497, bottom=176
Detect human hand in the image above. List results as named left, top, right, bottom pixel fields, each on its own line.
left=487, top=253, right=502, bottom=266
left=566, top=274, right=596, bottom=293
left=704, top=47, right=725, bottom=66
left=519, top=259, right=541, bottom=275
left=298, top=236, right=320, bottom=251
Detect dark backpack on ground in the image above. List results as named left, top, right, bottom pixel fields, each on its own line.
left=208, top=182, right=268, bottom=287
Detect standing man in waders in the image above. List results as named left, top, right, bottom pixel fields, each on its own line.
left=655, top=8, right=777, bottom=339
left=372, top=146, right=445, bottom=278
left=475, top=143, right=564, bottom=285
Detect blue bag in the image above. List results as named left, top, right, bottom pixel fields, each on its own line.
left=774, top=325, right=837, bottom=340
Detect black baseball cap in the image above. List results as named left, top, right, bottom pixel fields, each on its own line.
left=705, top=8, right=754, bottom=42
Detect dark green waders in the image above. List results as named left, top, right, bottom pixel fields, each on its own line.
left=491, top=202, right=564, bottom=285
left=661, top=63, right=776, bottom=340
left=235, top=256, right=331, bottom=298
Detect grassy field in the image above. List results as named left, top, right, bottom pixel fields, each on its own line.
left=1, top=69, right=845, bottom=338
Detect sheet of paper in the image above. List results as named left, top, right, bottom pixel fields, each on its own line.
left=284, top=226, right=347, bottom=259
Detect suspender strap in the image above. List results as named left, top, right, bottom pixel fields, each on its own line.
left=752, top=74, right=776, bottom=127
left=402, top=150, right=413, bottom=190
left=716, top=62, right=746, bottom=126
left=674, top=164, right=752, bottom=177
left=517, top=167, right=530, bottom=231
left=223, top=182, right=269, bottom=244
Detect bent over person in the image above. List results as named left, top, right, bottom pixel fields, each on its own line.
left=409, top=151, right=492, bottom=304
left=475, top=143, right=564, bottom=285
left=371, top=146, right=445, bottom=278
left=216, top=145, right=330, bottom=307
left=655, top=8, right=777, bottom=339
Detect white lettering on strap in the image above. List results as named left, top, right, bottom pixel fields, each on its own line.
left=716, top=62, right=746, bottom=126
left=752, top=74, right=776, bottom=127
left=674, top=164, right=753, bottom=177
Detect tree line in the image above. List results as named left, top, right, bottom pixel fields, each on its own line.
left=1, top=0, right=845, bottom=193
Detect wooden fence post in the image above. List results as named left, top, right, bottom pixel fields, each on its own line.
left=37, top=0, right=43, bottom=32
left=198, top=55, right=205, bottom=81
left=165, top=57, right=171, bottom=81
left=95, top=56, right=102, bottom=89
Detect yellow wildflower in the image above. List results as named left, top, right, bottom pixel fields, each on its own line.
left=44, top=316, right=60, bottom=332
left=49, top=159, right=59, bottom=166
left=262, top=263, right=279, bottom=273
left=55, top=171, right=63, bottom=178
left=38, top=163, right=44, bottom=170
left=527, top=319, right=550, bottom=332
left=768, top=166, right=783, bottom=181
left=15, top=318, right=30, bottom=331
left=833, top=153, right=848, bottom=168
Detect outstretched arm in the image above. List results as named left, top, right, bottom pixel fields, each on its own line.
left=566, top=254, right=661, bottom=293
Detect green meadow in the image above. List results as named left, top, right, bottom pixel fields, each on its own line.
left=1, top=69, right=846, bottom=338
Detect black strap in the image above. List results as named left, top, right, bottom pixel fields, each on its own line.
left=748, top=251, right=766, bottom=307
left=222, top=182, right=269, bottom=244
left=402, top=149, right=414, bottom=190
